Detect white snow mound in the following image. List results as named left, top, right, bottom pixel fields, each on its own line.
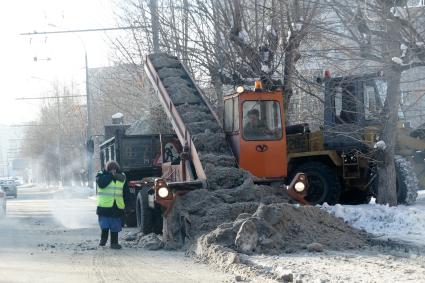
left=322, top=190, right=425, bottom=246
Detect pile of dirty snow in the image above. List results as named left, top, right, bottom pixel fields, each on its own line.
left=197, top=203, right=366, bottom=254
left=162, top=177, right=367, bottom=255
left=322, top=190, right=425, bottom=246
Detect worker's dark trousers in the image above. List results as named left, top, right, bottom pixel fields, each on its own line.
left=99, top=229, right=109, bottom=246
left=110, top=232, right=119, bottom=245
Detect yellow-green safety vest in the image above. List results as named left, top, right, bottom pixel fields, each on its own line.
left=97, top=180, right=125, bottom=209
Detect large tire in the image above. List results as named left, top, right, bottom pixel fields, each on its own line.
left=136, top=188, right=153, bottom=234
left=152, top=207, right=163, bottom=234
left=291, top=162, right=341, bottom=205
left=395, top=155, right=418, bottom=205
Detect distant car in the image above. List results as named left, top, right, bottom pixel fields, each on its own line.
left=0, top=187, right=6, bottom=217
left=0, top=180, right=17, bottom=198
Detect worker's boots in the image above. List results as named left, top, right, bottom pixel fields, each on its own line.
left=110, top=232, right=122, bottom=249
left=99, top=229, right=109, bottom=246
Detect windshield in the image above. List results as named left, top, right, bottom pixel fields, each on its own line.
left=364, top=79, right=387, bottom=120
left=242, top=100, right=283, bottom=140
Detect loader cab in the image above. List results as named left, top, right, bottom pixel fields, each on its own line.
left=323, top=72, right=387, bottom=150
left=223, top=83, right=288, bottom=179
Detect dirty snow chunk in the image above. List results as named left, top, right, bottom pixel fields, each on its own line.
left=322, top=191, right=425, bottom=246
left=162, top=76, right=193, bottom=89
left=277, top=272, right=294, bottom=283
left=392, top=57, right=403, bottom=65
left=192, top=132, right=231, bottom=154
left=235, top=219, right=258, bottom=254
left=200, top=153, right=237, bottom=168
left=157, top=67, right=187, bottom=79
left=416, top=42, right=424, bottom=47
left=374, top=140, right=387, bottom=150
left=149, top=53, right=180, bottom=69
left=186, top=121, right=221, bottom=134
left=307, top=242, right=324, bottom=252
left=206, top=166, right=247, bottom=190
left=139, top=233, right=163, bottom=250
left=123, top=232, right=138, bottom=241
left=168, top=86, right=201, bottom=105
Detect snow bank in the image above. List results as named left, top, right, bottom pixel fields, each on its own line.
left=322, top=191, right=425, bottom=246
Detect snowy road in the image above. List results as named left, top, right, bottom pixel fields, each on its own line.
left=0, top=186, right=232, bottom=283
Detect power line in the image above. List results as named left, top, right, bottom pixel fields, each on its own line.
left=20, top=26, right=145, bottom=36
left=16, top=95, right=86, bottom=100
left=10, top=124, right=59, bottom=127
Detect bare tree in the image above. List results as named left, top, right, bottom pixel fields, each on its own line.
left=326, top=0, right=425, bottom=205
left=21, top=83, right=87, bottom=185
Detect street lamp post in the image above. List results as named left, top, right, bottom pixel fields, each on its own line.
left=85, top=51, right=93, bottom=188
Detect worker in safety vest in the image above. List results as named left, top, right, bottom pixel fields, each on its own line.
left=96, top=161, right=126, bottom=249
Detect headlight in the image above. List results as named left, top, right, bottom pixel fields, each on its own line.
left=236, top=86, right=244, bottom=93
left=294, top=181, right=305, bottom=192
left=158, top=187, right=169, bottom=198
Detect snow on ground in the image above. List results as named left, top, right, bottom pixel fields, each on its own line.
left=322, top=190, right=425, bottom=246
left=244, top=250, right=425, bottom=283
left=241, top=191, right=425, bottom=282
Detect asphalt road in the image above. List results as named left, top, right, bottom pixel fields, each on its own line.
left=0, top=186, right=232, bottom=283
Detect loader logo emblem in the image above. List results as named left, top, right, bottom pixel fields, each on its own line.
left=256, top=144, right=268, bottom=152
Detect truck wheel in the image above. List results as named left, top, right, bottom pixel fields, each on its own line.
left=136, top=188, right=153, bottom=234
left=395, top=155, right=418, bottom=205
left=291, top=162, right=341, bottom=205
left=152, top=207, right=163, bottom=234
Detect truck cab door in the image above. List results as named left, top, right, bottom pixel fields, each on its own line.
left=238, top=93, right=288, bottom=178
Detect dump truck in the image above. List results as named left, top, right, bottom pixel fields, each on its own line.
left=99, top=124, right=181, bottom=227
left=285, top=72, right=424, bottom=205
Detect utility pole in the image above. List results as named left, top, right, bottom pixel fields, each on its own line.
left=150, top=0, right=160, bottom=53
left=85, top=51, right=93, bottom=188
left=56, top=89, right=63, bottom=186
left=21, top=26, right=142, bottom=188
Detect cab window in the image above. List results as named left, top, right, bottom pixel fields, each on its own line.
left=242, top=101, right=283, bottom=140
left=224, top=97, right=240, bottom=132
left=224, top=99, right=233, bottom=132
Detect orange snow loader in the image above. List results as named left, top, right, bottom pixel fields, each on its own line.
left=114, top=53, right=309, bottom=234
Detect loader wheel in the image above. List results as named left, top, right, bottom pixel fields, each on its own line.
left=291, top=162, right=341, bottom=205
left=136, top=188, right=153, bottom=234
